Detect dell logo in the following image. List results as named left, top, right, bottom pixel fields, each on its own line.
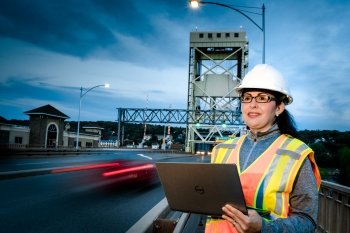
left=194, top=185, right=205, bottom=195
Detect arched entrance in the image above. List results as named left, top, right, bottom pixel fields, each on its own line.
left=46, top=124, right=58, bottom=148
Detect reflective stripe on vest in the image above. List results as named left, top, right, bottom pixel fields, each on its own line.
left=205, top=134, right=321, bottom=232
left=205, top=218, right=237, bottom=233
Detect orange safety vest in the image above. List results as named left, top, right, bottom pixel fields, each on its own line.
left=205, top=134, right=321, bottom=233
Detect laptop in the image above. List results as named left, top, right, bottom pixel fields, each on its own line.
left=155, top=162, right=248, bottom=217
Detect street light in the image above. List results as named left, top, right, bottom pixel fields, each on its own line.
left=189, top=0, right=265, bottom=64
left=76, top=83, right=109, bottom=149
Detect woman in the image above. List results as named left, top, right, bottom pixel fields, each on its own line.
left=205, top=64, right=321, bottom=233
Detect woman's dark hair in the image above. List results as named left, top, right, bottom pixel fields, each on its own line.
left=272, top=91, right=298, bottom=138
left=276, top=109, right=298, bottom=138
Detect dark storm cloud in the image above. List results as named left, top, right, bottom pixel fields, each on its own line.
left=0, top=1, right=111, bottom=57
left=0, top=0, right=179, bottom=61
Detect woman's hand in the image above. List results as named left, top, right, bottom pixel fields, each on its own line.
left=222, top=204, right=262, bottom=233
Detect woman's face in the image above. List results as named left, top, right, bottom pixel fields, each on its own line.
left=241, top=91, right=285, bottom=134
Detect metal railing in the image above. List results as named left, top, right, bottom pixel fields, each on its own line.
left=128, top=180, right=350, bottom=233
left=317, top=181, right=350, bottom=233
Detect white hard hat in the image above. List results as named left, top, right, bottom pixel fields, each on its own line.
left=235, top=64, right=293, bottom=105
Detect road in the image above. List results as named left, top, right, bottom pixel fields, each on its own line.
left=0, top=150, right=207, bottom=233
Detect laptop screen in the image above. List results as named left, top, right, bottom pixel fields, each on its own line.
left=156, top=162, right=248, bottom=216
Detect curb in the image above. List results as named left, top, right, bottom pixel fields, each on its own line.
left=0, top=167, right=54, bottom=179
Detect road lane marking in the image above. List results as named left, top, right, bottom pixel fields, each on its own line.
left=137, top=154, right=153, bottom=160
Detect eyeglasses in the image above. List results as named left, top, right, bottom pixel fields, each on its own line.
left=241, top=94, right=276, bottom=103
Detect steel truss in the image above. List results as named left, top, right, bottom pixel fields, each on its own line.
left=116, top=108, right=245, bottom=148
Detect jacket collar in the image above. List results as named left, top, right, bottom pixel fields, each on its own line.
left=247, top=123, right=280, bottom=141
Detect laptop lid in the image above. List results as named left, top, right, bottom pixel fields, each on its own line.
left=156, top=162, right=248, bottom=217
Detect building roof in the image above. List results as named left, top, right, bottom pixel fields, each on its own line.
left=24, top=104, right=69, bottom=119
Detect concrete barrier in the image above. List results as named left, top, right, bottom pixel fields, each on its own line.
left=126, top=198, right=170, bottom=233
left=126, top=197, right=205, bottom=233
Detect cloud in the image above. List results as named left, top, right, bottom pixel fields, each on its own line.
left=0, top=0, right=190, bottom=67
left=0, top=0, right=350, bottom=131
left=262, top=0, right=350, bottom=130
left=0, top=37, right=188, bottom=121
left=0, top=1, right=118, bottom=57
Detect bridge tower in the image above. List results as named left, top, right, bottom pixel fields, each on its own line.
left=185, top=31, right=249, bottom=153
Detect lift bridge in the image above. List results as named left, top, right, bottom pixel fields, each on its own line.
left=119, top=31, right=350, bottom=233
left=117, top=31, right=248, bottom=153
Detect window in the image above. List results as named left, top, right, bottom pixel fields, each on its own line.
left=208, top=33, right=212, bottom=38
left=74, top=141, right=81, bottom=147
left=216, top=33, right=221, bottom=38
left=15, top=137, right=22, bottom=144
left=225, top=33, right=230, bottom=38
left=199, top=33, right=204, bottom=38
left=48, top=124, right=57, bottom=132
left=234, top=33, right=239, bottom=37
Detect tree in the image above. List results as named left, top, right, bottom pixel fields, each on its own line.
left=337, top=146, right=350, bottom=186
left=309, top=142, right=334, bottom=167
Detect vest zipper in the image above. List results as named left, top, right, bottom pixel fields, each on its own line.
left=242, top=140, right=257, bottom=170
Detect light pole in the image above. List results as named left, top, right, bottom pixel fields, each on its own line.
left=189, top=0, right=265, bottom=64
left=76, top=83, right=109, bottom=149
left=162, top=104, right=172, bottom=150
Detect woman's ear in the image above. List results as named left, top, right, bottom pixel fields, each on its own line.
left=276, top=103, right=285, bottom=117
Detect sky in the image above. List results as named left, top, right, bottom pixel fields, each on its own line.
left=0, top=0, right=349, bottom=131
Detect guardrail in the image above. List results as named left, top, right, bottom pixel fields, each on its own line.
left=126, top=198, right=205, bottom=233
left=128, top=180, right=350, bottom=233
left=317, top=180, right=350, bottom=233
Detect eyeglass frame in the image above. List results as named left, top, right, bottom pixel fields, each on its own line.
left=240, top=93, right=276, bottom=103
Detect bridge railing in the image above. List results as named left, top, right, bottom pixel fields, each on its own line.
left=317, top=180, right=350, bottom=233
left=128, top=180, right=350, bottom=233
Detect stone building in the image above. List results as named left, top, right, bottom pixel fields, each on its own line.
left=24, top=104, right=69, bottom=148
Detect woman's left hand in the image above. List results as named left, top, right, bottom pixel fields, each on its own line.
left=222, top=204, right=262, bottom=233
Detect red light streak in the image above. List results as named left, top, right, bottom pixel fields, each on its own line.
left=51, top=162, right=120, bottom=173
left=102, top=164, right=155, bottom=177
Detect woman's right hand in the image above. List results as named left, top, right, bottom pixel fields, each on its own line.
left=222, top=204, right=262, bottom=233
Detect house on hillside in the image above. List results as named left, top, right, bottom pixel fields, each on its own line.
left=0, top=122, right=30, bottom=149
